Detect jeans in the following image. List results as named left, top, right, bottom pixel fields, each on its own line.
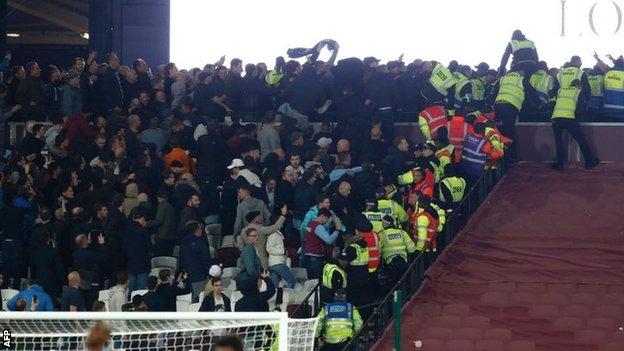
left=269, top=263, right=297, bottom=289
left=128, top=273, right=148, bottom=295
left=302, top=256, right=323, bottom=280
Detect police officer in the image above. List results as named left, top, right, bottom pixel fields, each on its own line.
left=338, top=236, right=370, bottom=308
left=378, top=215, right=417, bottom=285
left=320, top=259, right=347, bottom=305
left=551, top=79, right=600, bottom=170
left=436, top=165, right=467, bottom=211
left=316, top=289, right=363, bottom=351
left=361, top=199, right=384, bottom=234
left=375, top=187, right=407, bottom=228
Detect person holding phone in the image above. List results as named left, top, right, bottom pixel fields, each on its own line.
left=6, top=281, right=54, bottom=311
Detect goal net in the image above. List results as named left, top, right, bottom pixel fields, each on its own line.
left=0, top=312, right=318, bottom=351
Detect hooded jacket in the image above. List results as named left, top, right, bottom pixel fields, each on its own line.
left=122, top=183, right=139, bottom=217
left=234, top=277, right=276, bottom=312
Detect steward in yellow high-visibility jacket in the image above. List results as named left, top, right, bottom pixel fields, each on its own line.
left=378, top=215, right=417, bottom=284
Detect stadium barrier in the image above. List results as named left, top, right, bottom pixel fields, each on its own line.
left=340, top=159, right=510, bottom=351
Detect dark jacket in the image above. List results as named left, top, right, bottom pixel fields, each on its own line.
left=143, top=291, right=159, bottom=311
left=155, top=281, right=191, bottom=311
left=199, top=292, right=231, bottom=312
left=15, top=76, right=45, bottom=119
left=149, top=199, right=177, bottom=240
left=30, top=244, right=64, bottom=299
left=122, top=221, right=151, bottom=275
left=293, top=178, right=327, bottom=220
left=60, top=83, right=83, bottom=117
left=235, top=277, right=275, bottom=312
left=195, top=132, right=228, bottom=182
left=383, top=146, right=408, bottom=180
left=179, top=233, right=212, bottom=283
left=99, top=67, right=124, bottom=112
left=194, top=82, right=212, bottom=116
left=73, top=245, right=108, bottom=288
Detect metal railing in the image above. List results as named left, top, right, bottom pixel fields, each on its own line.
left=336, top=159, right=510, bottom=351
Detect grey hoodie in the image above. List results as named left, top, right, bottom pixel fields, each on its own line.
left=233, top=197, right=271, bottom=237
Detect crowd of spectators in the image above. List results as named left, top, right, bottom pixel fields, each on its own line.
left=0, top=38, right=534, bottom=315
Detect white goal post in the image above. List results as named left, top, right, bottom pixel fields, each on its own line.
left=0, top=312, right=318, bottom=351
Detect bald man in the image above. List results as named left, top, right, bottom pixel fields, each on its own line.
left=61, top=271, right=86, bottom=311
left=331, top=181, right=356, bottom=226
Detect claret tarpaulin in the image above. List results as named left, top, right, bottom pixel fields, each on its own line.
left=374, top=163, right=624, bottom=350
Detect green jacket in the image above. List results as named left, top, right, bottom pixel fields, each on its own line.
left=237, top=244, right=262, bottom=282
left=150, top=200, right=177, bottom=240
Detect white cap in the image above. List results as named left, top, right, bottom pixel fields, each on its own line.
left=317, top=137, right=333, bottom=148
left=209, top=264, right=222, bottom=278
left=227, top=158, right=245, bottom=169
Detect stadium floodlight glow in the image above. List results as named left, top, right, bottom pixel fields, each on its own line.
left=170, top=0, right=624, bottom=70
left=6, top=33, right=20, bottom=38
left=80, top=32, right=89, bottom=39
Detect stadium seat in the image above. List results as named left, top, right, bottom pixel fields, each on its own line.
left=528, top=304, right=559, bottom=319
left=230, top=291, right=243, bottom=311
left=209, top=246, right=216, bottom=259
left=221, top=267, right=241, bottom=278
left=151, top=256, right=177, bottom=271
left=131, top=289, right=148, bottom=300
left=304, top=279, right=319, bottom=291
left=206, top=234, right=220, bottom=249
left=188, top=302, right=201, bottom=312
left=453, top=327, right=483, bottom=340
left=593, top=305, right=623, bottom=319
left=561, top=305, right=590, bottom=318
left=442, top=304, right=470, bottom=317
left=445, top=339, right=475, bottom=350
left=510, top=292, right=537, bottom=305
left=419, top=327, right=452, bottom=340
left=506, top=340, right=535, bottom=351
left=586, top=317, right=617, bottom=331
left=463, top=316, right=490, bottom=328
left=172, top=245, right=180, bottom=258
left=1, top=288, right=19, bottom=310
left=97, top=289, right=110, bottom=301
left=539, top=292, right=569, bottom=305
left=480, top=292, right=509, bottom=308
left=291, top=267, right=308, bottom=283
left=221, top=235, right=236, bottom=248
left=574, top=329, right=607, bottom=343
left=432, top=315, right=462, bottom=328
left=570, top=292, right=598, bottom=305
left=475, top=340, right=504, bottom=351
left=483, top=328, right=512, bottom=342
left=150, top=267, right=163, bottom=278
left=552, top=317, right=584, bottom=331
